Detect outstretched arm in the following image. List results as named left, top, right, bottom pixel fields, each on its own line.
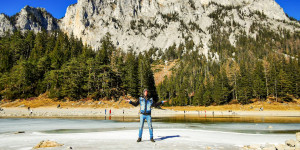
left=151, top=100, right=167, bottom=107
left=126, top=99, right=140, bottom=107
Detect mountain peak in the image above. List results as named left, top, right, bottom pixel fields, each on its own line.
left=22, top=5, right=47, bottom=12
left=23, top=5, right=31, bottom=10
left=0, top=5, right=59, bottom=35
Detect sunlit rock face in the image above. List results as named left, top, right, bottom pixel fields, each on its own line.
left=1, top=0, right=299, bottom=55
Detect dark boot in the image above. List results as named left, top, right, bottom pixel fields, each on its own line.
left=137, top=138, right=141, bottom=142
left=150, top=138, right=155, bottom=142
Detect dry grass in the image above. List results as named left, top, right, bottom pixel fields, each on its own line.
left=2, top=93, right=299, bottom=112
left=0, top=93, right=135, bottom=109
left=1, top=89, right=299, bottom=112
left=1, top=93, right=59, bottom=108
left=163, top=99, right=300, bottom=111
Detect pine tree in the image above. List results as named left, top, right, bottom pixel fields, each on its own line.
left=137, top=53, right=158, bottom=100
left=50, top=33, right=65, bottom=69
left=45, top=32, right=57, bottom=55
left=286, top=57, right=299, bottom=97
left=277, top=68, right=292, bottom=98
left=1, top=60, right=38, bottom=99
left=44, top=70, right=63, bottom=98
left=194, top=84, right=204, bottom=106
left=30, top=32, right=45, bottom=60
left=60, top=58, right=85, bottom=100
left=225, top=60, right=240, bottom=101
left=0, top=40, right=12, bottom=73
left=115, top=53, right=126, bottom=90
left=252, top=61, right=267, bottom=100
left=10, top=30, right=25, bottom=62
left=262, top=57, right=270, bottom=97
left=212, top=72, right=229, bottom=105
left=24, top=31, right=35, bottom=59
left=124, top=50, right=139, bottom=97
left=69, top=33, right=82, bottom=58
left=84, top=58, right=96, bottom=97
left=238, top=62, right=252, bottom=104
left=97, top=34, right=115, bottom=65
left=203, top=89, right=212, bottom=106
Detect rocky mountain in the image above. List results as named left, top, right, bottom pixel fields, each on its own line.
left=59, top=0, right=300, bottom=54
left=1, top=0, right=300, bottom=54
left=0, top=6, right=58, bottom=35
left=0, top=14, right=14, bottom=36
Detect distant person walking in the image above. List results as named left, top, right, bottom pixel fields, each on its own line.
left=126, top=88, right=167, bottom=142
left=260, top=107, right=264, bottom=111
left=109, top=109, right=111, bottom=115
left=105, top=109, right=106, bottom=115
left=30, top=109, right=33, bottom=116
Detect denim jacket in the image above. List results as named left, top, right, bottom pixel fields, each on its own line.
left=129, top=97, right=163, bottom=115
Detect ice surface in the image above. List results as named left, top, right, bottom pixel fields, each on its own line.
left=0, top=118, right=298, bottom=150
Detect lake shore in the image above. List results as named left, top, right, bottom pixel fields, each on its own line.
left=1, top=94, right=300, bottom=118
left=1, top=107, right=300, bottom=119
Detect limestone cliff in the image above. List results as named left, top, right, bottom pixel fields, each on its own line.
left=59, top=0, right=298, bottom=53
left=1, top=0, right=299, bottom=54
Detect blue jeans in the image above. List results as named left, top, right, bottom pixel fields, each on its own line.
left=139, top=114, right=153, bottom=139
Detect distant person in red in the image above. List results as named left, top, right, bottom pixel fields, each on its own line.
left=109, top=109, right=111, bottom=115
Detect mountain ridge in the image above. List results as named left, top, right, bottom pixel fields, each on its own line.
left=0, top=0, right=300, bottom=55
left=0, top=5, right=58, bottom=36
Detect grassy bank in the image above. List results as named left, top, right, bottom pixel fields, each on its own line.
left=1, top=94, right=300, bottom=112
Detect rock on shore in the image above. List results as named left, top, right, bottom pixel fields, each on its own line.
left=243, top=132, right=300, bottom=150
left=33, top=140, right=63, bottom=149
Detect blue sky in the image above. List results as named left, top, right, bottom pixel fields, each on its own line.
left=0, top=0, right=299, bottom=20
left=275, top=0, right=300, bottom=20
left=0, top=0, right=77, bottom=19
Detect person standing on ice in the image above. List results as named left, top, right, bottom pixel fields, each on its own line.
left=126, top=88, right=167, bottom=142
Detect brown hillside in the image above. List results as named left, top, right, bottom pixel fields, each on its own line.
left=152, top=60, right=177, bottom=85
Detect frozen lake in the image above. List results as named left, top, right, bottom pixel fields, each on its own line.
left=0, top=116, right=299, bottom=150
